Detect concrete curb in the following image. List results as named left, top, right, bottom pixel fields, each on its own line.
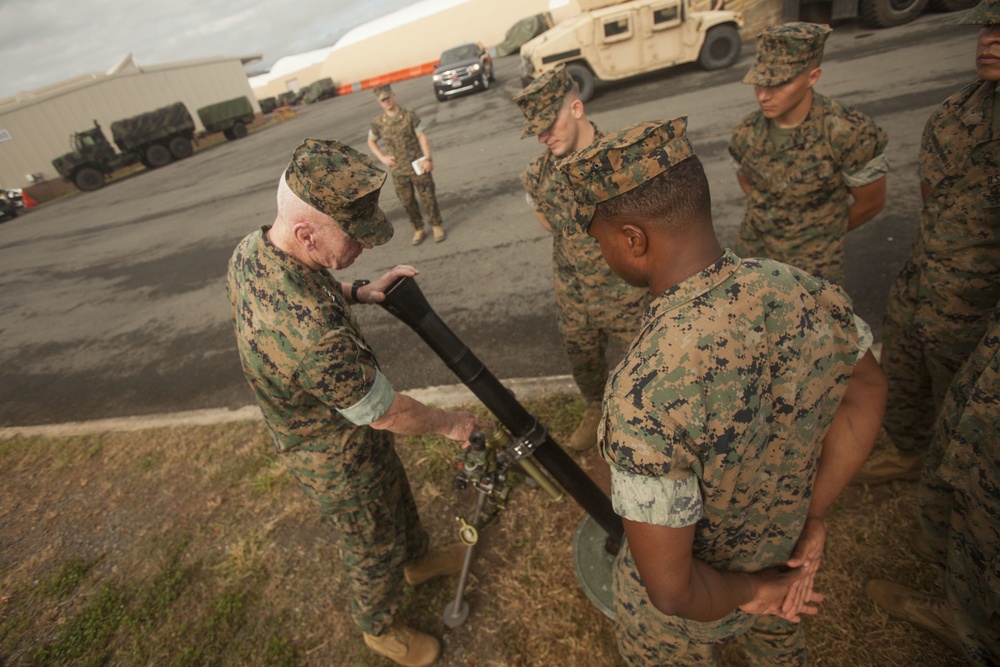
left=0, top=375, right=579, bottom=439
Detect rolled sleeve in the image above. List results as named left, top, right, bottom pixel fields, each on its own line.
left=610, top=467, right=704, bottom=528
left=337, top=369, right=395, bottom=425
left=843, top=152, right=889, bottom=188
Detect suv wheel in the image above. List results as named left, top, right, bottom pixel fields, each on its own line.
left=698, top=25, right=741, bottom=71
left=566, top=64, right=595, bottom=104
left=482, top=69, right=491, bottom=90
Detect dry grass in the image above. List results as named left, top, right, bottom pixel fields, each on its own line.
left=0, top=395, right=964, bottom=666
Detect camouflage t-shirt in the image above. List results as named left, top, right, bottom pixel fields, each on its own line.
left=521, top=126, right=650, bottom=304
left=729, top=93, right=889, bottom=283
left=227, top=227, right=391, bottom=451
left=909, top=80, right=1000, bottom=343
left=369, top=106, right=425, bottom=177
left=601, top=250, right=870, bottom=572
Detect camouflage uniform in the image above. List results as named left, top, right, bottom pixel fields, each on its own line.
left=918, top=300, right=1000, bottom=665
left=559, top=119, right=872, bottom=666
left=729, top=23, right=889, bottom=284
left=515, top=65, right=650, bottom=403
left=227, top=140, right=426, bottom=637
left=369, top=102, right=442, bottom=231
left=880, top=78, right=1000, bottom=456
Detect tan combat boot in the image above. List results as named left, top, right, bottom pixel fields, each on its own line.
left=432, top=225, right=445, bottom=243
left=568, top=402, right=602, bottom=452
left=411, top=227, right=426, bottom=246
left=363, top=624, right=440, bottom=667
left=404, top=543, right=466, bottom=586
left=852, top=446, right=923, bottom=485
left=866, top=580, right=962, bottom=654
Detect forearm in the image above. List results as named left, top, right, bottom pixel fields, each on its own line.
left=847, top=178, right=887, bottom=230
left=417, top=133, right=432, bottom=160
left=367, top=138, right=389, bottom=164
left=808, top=351, right=887, bottom=517
left=369, top=393, right=454, bottom=438
left=651, top=559, right=755, bottom=622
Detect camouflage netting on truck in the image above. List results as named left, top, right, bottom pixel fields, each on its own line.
left=111, top=102, right=194, bottom=152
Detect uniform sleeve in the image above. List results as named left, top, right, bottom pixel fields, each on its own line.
left=298, top=327, right=385, bottom=413
left=835, top=111, right=889, bottom=185
left=727, top=115, right=755, bottom=170
left=520, top=167, right=539, bottom=211
left=918, top=106, right=948, bottom=189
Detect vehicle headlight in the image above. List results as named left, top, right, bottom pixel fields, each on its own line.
left=470, top=63, right=480, bottom=72
left=433, top=74, right=442, bottom=82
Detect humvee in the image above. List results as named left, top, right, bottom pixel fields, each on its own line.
left=519, top=0, right=743, bottom=102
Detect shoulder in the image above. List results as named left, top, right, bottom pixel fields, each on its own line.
left=729, top=111, right=764, bottom=155
left=522, top=149, right=555, bottom=190
left=927, top=80, right=988, bottom=132
left=819, top=94, right=885, bottom=143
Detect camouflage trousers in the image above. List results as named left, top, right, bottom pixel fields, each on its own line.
left=614, top=542, right=806, bottom=666
left=555, top=281, right=648, bottom=403
left=279, top=428, right=428, bottom=635
left=881, top=261, right=989, bottom=454
left=391, top=171, right=442, bottom=230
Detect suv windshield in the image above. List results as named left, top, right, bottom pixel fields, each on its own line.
left=440, top=45, right=478, bottom=65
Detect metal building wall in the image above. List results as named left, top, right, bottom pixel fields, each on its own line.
left=0, top=57, right=258, bottom=189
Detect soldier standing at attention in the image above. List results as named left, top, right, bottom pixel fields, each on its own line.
left=227, top=139, right=487, bottom=667
left=855, top=1, right=1000, bottom=486
left=514, top=64, right=650, bottom=452
left=729, top=23, right=889, bottom=284
left=559, top=118, right=886, bottom=665
left=367, top=84, right=446, bottom=245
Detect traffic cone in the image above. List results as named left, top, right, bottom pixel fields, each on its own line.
left=21, top=190, right=37, bottom=208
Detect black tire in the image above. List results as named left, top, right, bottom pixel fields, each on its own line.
left=74, top=167, right=104, bottom=192
left=481, top=70, right=491, bottom=90
left=223, top=127, right=235, bottom=140
left=168, top=136, right=193, bottom=159
left=698, top=24, right=741, bottom=70
left=859, top=0, right=930, bottom=27
left=565, top=63, right=595, bottom=103
left=145, top=144, right=172, bottom=168
left=928, top=0, right=975, bottom=10
left=231, top=122, right=248, bottom=139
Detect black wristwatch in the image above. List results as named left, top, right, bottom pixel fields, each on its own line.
left=351, top=279, right=370, bottom=304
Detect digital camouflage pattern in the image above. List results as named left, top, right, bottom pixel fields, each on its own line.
left=742, top=22, right=831, bottom=87
left=521, top=125, right=650, bottom=402
left=918, top=300, right=1000, bottom=665
left=513, top=63, right=574, bottom=138
left=600, top=251, right=868, bottom=665
left=369, top=106, right=442, bottom=230
left=880, top=79, right=1000, bottom=454
left=373, top=84, right=393, bottom=100
left=285, top=138, right=393, bottom=246
left=728, top=92, right=889, bottom=283
left=558, top=117, right=694, bottom=232
left=110, top=102, right=195, bottom=152
left=960, top=0, right=1000, bottom=24
left=226, top=228, right=427, bottom=635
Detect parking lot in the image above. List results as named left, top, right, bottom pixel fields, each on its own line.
left=0, top=12, right=975, bottom=426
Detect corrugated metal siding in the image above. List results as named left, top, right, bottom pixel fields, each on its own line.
left=0, top=57, right=258, bottom=188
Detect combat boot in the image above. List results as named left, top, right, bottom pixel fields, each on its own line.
left=568, top=402, right=602, bottom=452
left=852, top=446, right=923, bottom=485
left=432, top=225, right=446, bottom=243
left=866, top=580, right=962, bottom=654
left=404, top=543, right=466, bottom=586
left=363, top=624, right=439, bottom=667
left=412, top=227, right=426, bottom=246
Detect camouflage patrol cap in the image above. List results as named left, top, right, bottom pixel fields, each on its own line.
left=284, top=138, right=393, bottom=246
left=513, top=64, right=575, bottom=139
left=743, top=22, right=831, bottom=86
left=556, top=117, right=694, bottom=231
left=959, top=0, right=999, bottom=24
left=373, top=84, right=393, bottom=100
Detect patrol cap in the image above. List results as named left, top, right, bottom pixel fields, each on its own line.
left=284, top=138, right=393, bottom=246
left=373, top=84, right=393, bottom=100
left=513, top=64, right=575, bottom=139
left=556, top=117, right=694, bottom=232
left=959, top=0, right=999, bottom=23
left=743, top=22, right=831, bottom=86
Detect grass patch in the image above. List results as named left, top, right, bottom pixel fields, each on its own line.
left=0, top=394, right=967, bottom=666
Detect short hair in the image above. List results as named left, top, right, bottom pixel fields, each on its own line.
left=276, top=172, right=328, bottom=226
left=591, top=155, right=712, bottom=231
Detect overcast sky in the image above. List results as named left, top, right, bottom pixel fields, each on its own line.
left=0, top=0, right=424, bottom=100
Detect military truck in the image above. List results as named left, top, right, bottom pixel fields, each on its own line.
left=302, top=78, right=337, bottom=104
left=197, top=96, right=255, bottom=140
left=519, top=0, right=743, bottom=103
left=52, top=102, right=196, bottom=192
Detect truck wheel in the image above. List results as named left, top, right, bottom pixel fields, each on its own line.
left=565, top=64, right=595, bottom=104
left=145, top=144, right=172, bottom=168
left=860, top=0, right=930, bottom=27
left=231, top=122, right=248, bottom=139
left=169, top=137, right=193, bottom=159
left=928, top=0, right=975, bottom=10
left=75, top=167, right=104, bottom=192
left=698, top=25, right=741, bottom=71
